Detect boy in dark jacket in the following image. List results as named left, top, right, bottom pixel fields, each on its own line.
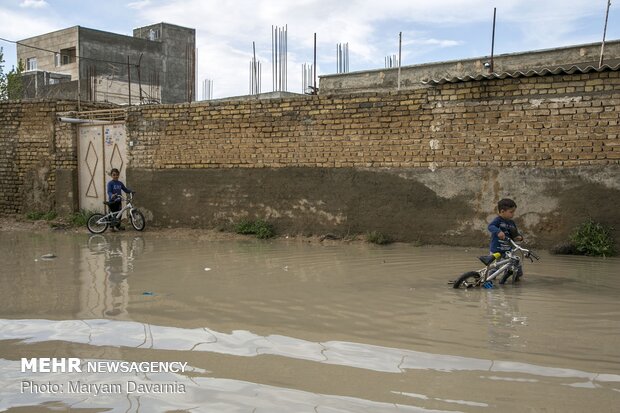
left=488, top=198, right=524, bottom=281
left=107, top=168, right=132, bottom=230
left=488, top=198, right=523, bottom=256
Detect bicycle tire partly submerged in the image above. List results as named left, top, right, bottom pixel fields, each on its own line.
left=452, top=271, right=482, bottom=289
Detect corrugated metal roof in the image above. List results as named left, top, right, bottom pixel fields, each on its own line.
left=421, top=63, right=620, bottom=85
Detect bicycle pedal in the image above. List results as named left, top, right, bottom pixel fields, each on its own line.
left=483, top=281, right=494, bottom=289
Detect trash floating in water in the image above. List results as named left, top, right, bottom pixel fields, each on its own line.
left=142, top=291, right=155, bottom=296
left=40, top=254, right=57, bottom=260
left=204, top=267, right=211, bottom=271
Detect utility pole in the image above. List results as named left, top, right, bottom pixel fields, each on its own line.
left=398, top=32, right=402, bottom=90
left=490, top=7, right=497, bottom=73
left=599, top=0, right=612, bottom=67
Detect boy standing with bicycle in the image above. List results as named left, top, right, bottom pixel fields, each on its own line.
left=107, top=168, right=133, bottom=231
left=488, top=198, right=524, bottom=280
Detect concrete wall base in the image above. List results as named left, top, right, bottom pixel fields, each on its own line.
left=129, top=166, right=620, bottom=248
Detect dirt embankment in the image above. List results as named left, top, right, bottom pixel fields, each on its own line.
left=0, top=215, right=360, bottom=244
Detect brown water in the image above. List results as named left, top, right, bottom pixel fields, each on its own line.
left=0, top=230, right=619, bottom=412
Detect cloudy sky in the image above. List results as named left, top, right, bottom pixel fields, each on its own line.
left=0, top=0, right=618, bottom=98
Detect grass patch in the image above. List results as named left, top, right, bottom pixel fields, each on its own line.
left=569, top=219, right=616, bottom=257
left=366, top=231, right=393, bottom=245
left=25, top=210, right=57, bottom=221
left=234, top=219, right=275, bottom=239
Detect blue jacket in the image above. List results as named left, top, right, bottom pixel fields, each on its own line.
left=107, top=179, right=131, bottom=203
left=488, top=216, right=520, bottom=254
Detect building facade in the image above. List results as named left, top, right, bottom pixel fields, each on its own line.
left=16, top=23, right=195, bottom=104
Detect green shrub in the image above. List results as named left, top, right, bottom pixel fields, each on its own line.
left=234, top=220, right=257, bottom=235
left=366, top=231, right=393, bottom=245
left=253, top=220, right=275, bottom=239
left=69, top=210, right=91, bottom=227
left=234, top=219, right=275, bottom=239
left=570, top=219, right=616, bottom=257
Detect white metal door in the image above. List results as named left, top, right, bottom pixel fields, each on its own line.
left=78, top=123, right=127, bottom=213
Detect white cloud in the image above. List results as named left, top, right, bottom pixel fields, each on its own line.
left=127, top=0, right=151, bottom=10
left=2, top=0, right=615, bottom=98
left=19, top=0, right=48, bottom=8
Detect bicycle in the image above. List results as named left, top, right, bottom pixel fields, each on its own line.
left=86, top=193, right=146, bottom=234
left=451, top=238, right=539, bottom=289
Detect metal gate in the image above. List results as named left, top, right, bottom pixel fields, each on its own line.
left=77, top=123, right=128, bottom=213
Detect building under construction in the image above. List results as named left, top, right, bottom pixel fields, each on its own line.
left=16, top=22, right=196, bottom=104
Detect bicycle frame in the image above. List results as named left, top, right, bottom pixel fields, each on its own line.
left=99, top=195, right=135, bottom=224
left=452, top=238, right=539, bottom=289
left=482, top=252, right=521, bottom=283
left=87, top=193, right=145, bottom=234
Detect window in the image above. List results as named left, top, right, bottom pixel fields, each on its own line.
left=54, top=53, right=60, bottom=67
left=26, top=57, right=37, bottom=71
left=148, top=29, right=160, bottom=40
left=59, top=47, right=76, bottom=65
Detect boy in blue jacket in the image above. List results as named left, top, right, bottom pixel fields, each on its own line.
left=107, top=168, right=133, bottom=230
left=488, top=198, right=524, bottom=281
left=488, top=198, right=523, bottom=256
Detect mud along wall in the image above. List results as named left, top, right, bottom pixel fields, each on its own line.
left=125, top=70, right=620, bottom=247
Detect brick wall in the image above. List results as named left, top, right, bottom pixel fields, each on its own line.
left=1, top=71, right=618, bottom=246
left=0, top=100, right=113, bottom=214
left=126, top=70, right=619, bottom=170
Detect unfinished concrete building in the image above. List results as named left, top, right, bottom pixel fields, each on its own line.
left=17, top=22, right=196, bottom=104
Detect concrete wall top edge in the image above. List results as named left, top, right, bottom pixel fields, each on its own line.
left=320, top=39, right=620, bottom=79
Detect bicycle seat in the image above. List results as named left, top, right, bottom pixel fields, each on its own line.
left=478, top=255, right=497, bottom=266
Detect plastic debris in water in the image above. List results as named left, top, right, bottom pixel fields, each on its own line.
left=40, top=254, right=57, bottom=260
left=204, top=267, right=211, bottom=271
left=142, top=291, right=155, bottom=296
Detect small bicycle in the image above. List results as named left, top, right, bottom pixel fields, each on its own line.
left=87, top=193, right=146, bottom=234
left=451, top=238, right=539, bottom=289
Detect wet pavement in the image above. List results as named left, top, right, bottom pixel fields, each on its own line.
left=0, top=230, right=619, bottom=412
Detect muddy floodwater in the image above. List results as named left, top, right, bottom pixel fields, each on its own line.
left=0, top=230, right=619, bottom=412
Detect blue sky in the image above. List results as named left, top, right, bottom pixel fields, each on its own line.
left=0, top=0, right=618, bottom=98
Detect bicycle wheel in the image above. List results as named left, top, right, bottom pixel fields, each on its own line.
left=87, top=213, right=108, bottom=234
left=130, top=209, right=146, bottom=231
left=453, top=271, right=482, bottom=289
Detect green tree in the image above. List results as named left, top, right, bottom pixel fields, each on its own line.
left=7, top=59, right=24, bottom=100
left=0, top=47, right=8, bottom=100
left=0, top=47, right=24, bottom=100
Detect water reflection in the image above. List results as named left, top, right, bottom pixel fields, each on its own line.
left=79, top=235, right=145, bottom=318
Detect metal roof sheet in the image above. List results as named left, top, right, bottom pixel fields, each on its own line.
left=421, top=63, right=620, bottom=85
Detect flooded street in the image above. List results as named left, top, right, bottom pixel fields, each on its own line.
left=0, top=230, right=619, bottom=412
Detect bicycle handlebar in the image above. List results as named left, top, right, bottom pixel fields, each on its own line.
left=509, top=238, right=539, bottom=261
left=111, top=192, right=135, bottom=202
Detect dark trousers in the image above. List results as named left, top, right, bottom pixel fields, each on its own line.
left=109, top=201, right=122, bottom=227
